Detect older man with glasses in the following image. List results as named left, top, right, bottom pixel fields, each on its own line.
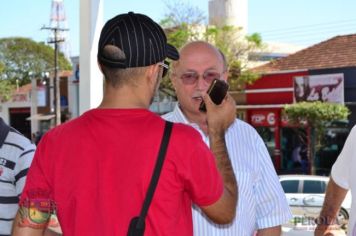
left=163, top=41, right=292, bottom=236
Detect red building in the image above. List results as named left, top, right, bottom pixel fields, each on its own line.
left=241, top=34, right=356, bottom=175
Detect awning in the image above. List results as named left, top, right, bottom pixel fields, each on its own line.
left=26, top=114, right=55, bottom=121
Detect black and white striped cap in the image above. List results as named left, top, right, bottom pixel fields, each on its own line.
left=97, top=12, right=179, bottom=68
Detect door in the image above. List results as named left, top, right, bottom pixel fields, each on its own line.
left=300, top=180, right=327, bottom=218
left=280, top=179, right=305, bottom=217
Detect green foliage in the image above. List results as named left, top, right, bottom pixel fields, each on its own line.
left=284, top=101, right=349, bottom=149
left=164, top=23, right=197, bottom=50
left=284, top=101, right=349, bottom=126
left=160, top=75, right=173, bottom=94
left=203, top=25, right=263, bottom=88
left=0, top=37, right=72, bottom=99
left=284, top=101, right=349, bottom=174
left=0, top=61, right=4, bottom=73
left=246, top=33, right=263, bottom=47
left=235, top=70, right=261, bottom=86
left=0, top=79, right=16, bottom=102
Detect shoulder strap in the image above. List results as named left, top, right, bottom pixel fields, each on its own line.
left=136, top=121, right=173, bottom=228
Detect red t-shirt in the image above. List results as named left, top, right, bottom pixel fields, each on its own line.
left=20, top=109, right=223, bottom=235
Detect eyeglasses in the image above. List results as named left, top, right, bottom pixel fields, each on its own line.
left=158, top=61, right=169, bottom=77
left=178, top=71, right=222, bottom=85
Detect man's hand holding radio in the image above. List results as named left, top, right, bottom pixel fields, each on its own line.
left=203, top=92, right=236, bottom=137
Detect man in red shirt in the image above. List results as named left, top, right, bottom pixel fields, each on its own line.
left=12, top=12, right=237, bottom=236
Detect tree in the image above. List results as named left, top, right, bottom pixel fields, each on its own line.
left=0, top=37, right=72, bottom=101
left=284, top=101, right=350, bottom=174
left=159, top=1, right=264, bottom=91
left=0, top=61, right=15, bottom=101
left=162, top=0, right=206, bottom=27
left=0, top=79, right=15, bottom=102
left=203, top=25, right=263, bottom=89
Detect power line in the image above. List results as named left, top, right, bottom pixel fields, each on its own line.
left=262, top=26, right=356, bottom=41
left=253, top=18, right=356, bottom=46
left=263, top=31, right=354, bottom=46
left=261, top=21, right=356, bottom=37
left=256, top=18, right=356, bottom=34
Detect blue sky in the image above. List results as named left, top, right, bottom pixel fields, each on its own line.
left=0, top=0, right=355, bottom=56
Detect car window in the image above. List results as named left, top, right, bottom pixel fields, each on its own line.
left=303, top=180, right=326, bottom=193
left=280, top=180, right=299, bottom=193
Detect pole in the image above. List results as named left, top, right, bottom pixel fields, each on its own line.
left=79, top=0, right=104, bottom=114
left=54, top=28, right=61, bottom=125
left=41, top=26, right=68, bottom=126
left=30, top=74, right=39, bottom=136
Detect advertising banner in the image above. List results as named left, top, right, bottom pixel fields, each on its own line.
left=293, top=73, right=344, bottom=104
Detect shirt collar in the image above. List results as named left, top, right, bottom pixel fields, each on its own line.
left=172, top=104, right=190, bottom=124
left=172, top=104, right=206, bottom=135
left=0, top=118, right=10, bottom=148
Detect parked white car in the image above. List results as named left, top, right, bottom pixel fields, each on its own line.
left=279, top=175, right=352, bottom=226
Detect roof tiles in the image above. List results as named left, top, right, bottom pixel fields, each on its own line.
left=252, top=34, right=356, bottom=73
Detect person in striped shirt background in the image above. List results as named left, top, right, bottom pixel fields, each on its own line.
left=0, top=117, right=35, bottom=236
left=163, top=41, right=292, bottom=236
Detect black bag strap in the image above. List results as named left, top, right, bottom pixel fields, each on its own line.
left=136, top=121, right=173, bottom=228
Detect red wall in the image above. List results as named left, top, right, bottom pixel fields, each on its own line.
left=246, top=71, right=309, bottom=105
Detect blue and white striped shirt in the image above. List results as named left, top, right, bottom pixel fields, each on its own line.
left=0, top=118, right=36, bottom=236
left=162, top=105, right=292, bottom=236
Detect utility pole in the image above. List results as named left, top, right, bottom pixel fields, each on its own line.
left=41, top=0, right=69, bottom=126
left=41, top=26, right=68, bottom=126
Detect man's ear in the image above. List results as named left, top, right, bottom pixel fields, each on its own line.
left=145, top=63, right=160, bottom=84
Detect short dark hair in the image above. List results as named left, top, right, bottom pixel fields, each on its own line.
left=101, top=65, right=147, bottom=88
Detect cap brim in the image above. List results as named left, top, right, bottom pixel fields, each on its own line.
left=166, top=44, right=179, bottom=60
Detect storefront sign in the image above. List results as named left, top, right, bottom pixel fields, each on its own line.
left=251, top=111, right=277, bottom=126
left=294, top=73, right=344, bottom=103
left=12, top=93, right=29, bottom=102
